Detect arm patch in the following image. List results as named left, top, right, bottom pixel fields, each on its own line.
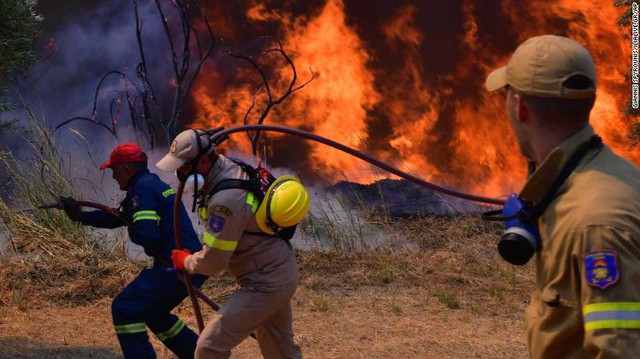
left=583, top=250, right=619, bottom=290
left=208, top=215, right=225, bottom=232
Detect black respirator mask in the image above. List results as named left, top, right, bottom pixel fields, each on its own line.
left=482, top=194, right=541, bottom=265
left=482, top=135, right=602, bottom=266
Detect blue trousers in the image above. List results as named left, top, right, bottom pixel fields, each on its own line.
left=111, top=266, right=207, bottom=359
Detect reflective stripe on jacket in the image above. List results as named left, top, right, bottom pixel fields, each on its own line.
left=78, top=169, right=202, bottom=264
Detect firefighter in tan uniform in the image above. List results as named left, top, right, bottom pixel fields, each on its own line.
left=485, top=35, right=640, bottom=357
left=156, top=129, right=308, bottom=359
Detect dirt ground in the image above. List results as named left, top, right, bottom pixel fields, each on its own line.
left=0, top=284, right=527, bottom=359
left=0, top=216, right=532, bottom=358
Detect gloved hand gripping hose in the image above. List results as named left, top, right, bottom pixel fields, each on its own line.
left=55, top=199, right=214, bottom=331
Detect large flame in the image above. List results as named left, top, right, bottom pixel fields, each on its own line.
left=190, top=0, right=633, bottom=198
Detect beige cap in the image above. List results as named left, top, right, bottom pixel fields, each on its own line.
left=156, top=129, right=211, bottom=171
left=485, top=35, right=596, bottom=99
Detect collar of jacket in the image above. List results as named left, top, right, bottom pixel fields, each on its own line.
left=126, top=168, right=150, bottom=192
left=519, top=125, right=597, bottom=205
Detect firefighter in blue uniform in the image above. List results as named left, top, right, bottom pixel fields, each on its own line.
left=61, top=142, right=207, bottom=359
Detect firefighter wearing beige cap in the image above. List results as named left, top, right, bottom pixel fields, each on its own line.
left=486, top=35, right=640, bottom=357
left=157, top=129, right=306, bottom=359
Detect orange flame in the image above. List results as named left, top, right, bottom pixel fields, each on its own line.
left=190, top=1, right=634, bottom=198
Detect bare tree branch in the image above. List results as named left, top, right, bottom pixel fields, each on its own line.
left=54, top=70, right=143, bottom=138
left=180, top=0, right=214, bottom=106
left=148, top=0, right=215, bottom=141
left=133, top=0, right=163, bottom=147
left=154, top=0, right=180, bottom=77
left=55, top=1, right=310, bottom=159
left=61, top=0, right=215, bottom=145
left=242, top=86, right=262, bottom=145
left=52, top=117, right=118, bottom=138
left=227, top=37, right=315, bottom=157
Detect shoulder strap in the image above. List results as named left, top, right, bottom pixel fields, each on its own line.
left=523, top=135, right=603, bottom=222
left=209, top=178, right=264, bottom=200
left=206, top=158, right=296, bottom=242
left=206, top=159, right=265, bottom=201
left=227, top=158, right=260, bottom=178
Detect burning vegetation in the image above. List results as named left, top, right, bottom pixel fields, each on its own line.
left=190, top=0, right=634, bottom=198
left=0, top=1, right=636, bottom=357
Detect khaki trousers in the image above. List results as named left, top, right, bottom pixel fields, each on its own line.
left=195, top=283, right=302, bottom=359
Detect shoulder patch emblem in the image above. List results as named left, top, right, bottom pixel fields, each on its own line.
left=131, top=196, right=140, bottom=210
left=583, top=250, right=619, bottom=290
left=210, top=205, right=233, bottom=217
left=208, top=214, right=225, bottom=233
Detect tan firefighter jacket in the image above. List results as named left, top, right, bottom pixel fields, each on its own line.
left=183, top=156, right=298, bottom=288
left=519, top=125, right=640, bottom=358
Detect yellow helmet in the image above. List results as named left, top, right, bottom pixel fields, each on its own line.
left=255, top=175, right=311, bottom=235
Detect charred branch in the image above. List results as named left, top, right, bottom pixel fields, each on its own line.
left=55, top=0, right=215, bottom=148
left=227, top=37, right=314, bottom=157
left=52, top=117, right=117, bottom=138
left=54, top=70, right=143, bottom=140
left=134, top=0, right=163, bottom=146
left=154, top=0, right=214, bottom=141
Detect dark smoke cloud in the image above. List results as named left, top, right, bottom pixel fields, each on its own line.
left=11, top=1, right=176, bottom=156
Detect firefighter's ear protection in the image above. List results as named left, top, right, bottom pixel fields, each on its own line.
left=183, top=127, right=228, bottom=211
left=482, top=135, right=603, bottom=265
left=184, top=173, right=205, bottom=194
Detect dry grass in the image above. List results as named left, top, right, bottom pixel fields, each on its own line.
left=0, top=110, right=534, bottom=357
left=296, top=216, right=532, bottom=318
left=0, top=110, right=138, bottom=309
left=0, top=214, right=533, bottom=358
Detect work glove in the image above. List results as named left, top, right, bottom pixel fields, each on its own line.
left=59, top=196, right=81, bottom=222
left=171, top=249, right=191, bottom=272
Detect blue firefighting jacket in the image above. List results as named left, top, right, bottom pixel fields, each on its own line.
left=78, top=169, right=202, bottom=265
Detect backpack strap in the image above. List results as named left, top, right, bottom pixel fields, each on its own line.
left=206, top=158, right=265, bottom=201
left=204, top=160, right=277, bottom=238
left=205, top=158, right=299, bottom=243
left=227, top=158, right=260, bottom=179
left=209, top=178, right=264, bottom=201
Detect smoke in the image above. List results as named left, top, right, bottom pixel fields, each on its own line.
left=1, top=1, right=633, bottom=201
left=8, top=1, right=180, bottom=155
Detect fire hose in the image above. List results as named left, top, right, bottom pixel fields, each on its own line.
left=69, top=200, right=209, bottom=330
left=2, top=200, right=259, bottom=339
left=2, top=200, right=220, bottom=312
left=4, top=124, right=505, bottom=340
left=171, top=182, right=205, bottom=332
left=164, top=124, right=505, bottom=338
left=207, top=124, right=506, bottom=206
